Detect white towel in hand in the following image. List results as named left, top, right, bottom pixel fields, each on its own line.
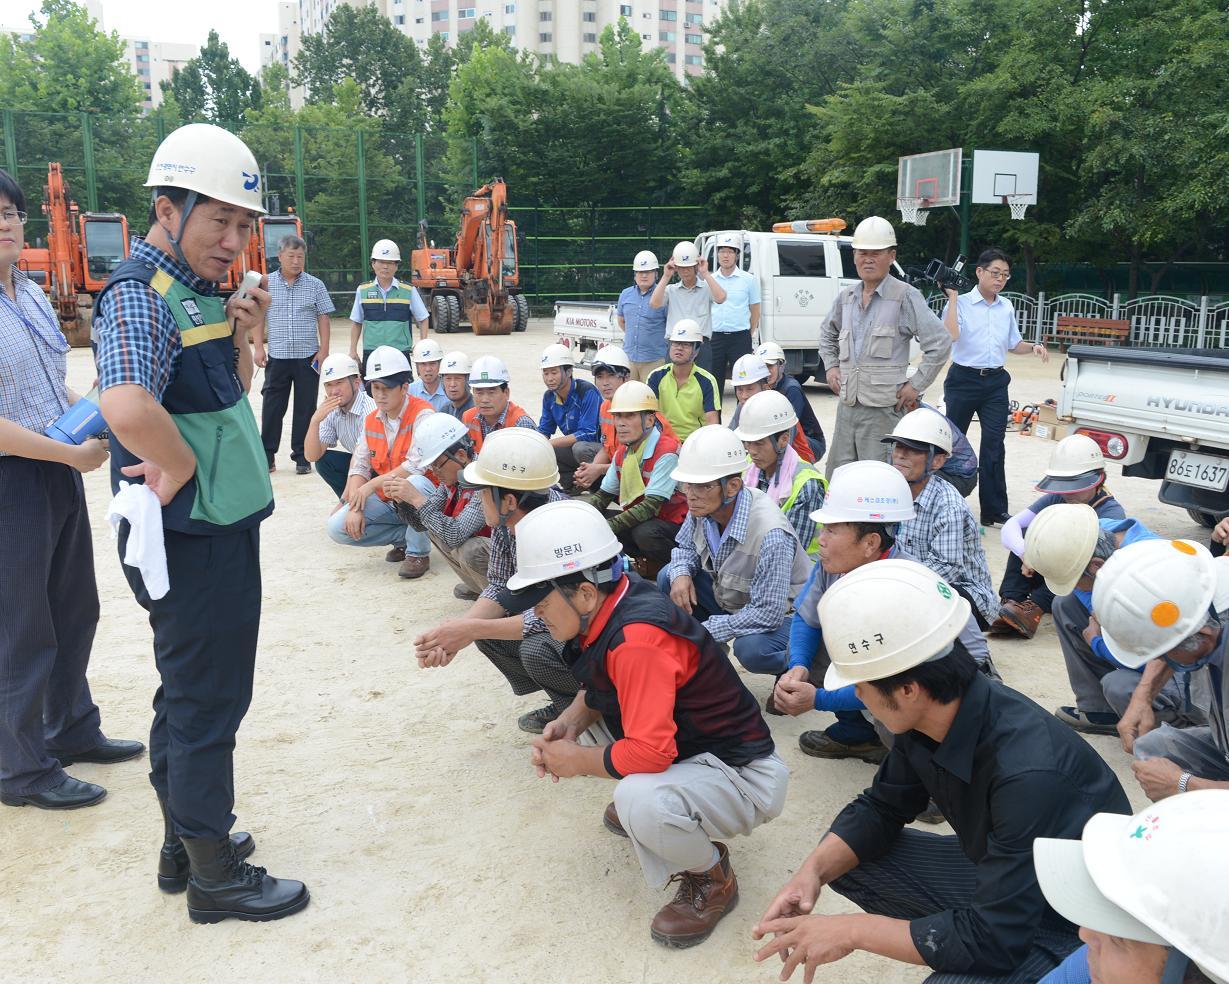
left=106, top=481, right=170, bottom=600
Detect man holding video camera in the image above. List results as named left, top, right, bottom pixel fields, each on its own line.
left=941, top=249, right=1048, bottom=527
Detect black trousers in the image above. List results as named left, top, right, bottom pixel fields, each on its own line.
left=119, top=525, right=261, bottom=839
left=0, top=458, right=102, bottom=795
left=616, top=518, right=681, bottom=565
left=943, top=365, right=1010, bottom=518
left=707, top=329, right=754, bottom=398
left=998, top=551, right=1056, bottom=611
left=261, top=355, right=319, bottom=466
left=315, top=448, right=351, bottom=498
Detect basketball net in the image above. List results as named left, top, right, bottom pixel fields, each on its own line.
left=1006, top=195, right=1030, bottom=220
left=899, top=198, right=929, bottom=226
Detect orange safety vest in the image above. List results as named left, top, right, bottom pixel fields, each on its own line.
left=790, top=424, right=816, bottom=464
left=612, top=430, right=689, bottom=525
left=462, top=401, right=533, bottom=453
left=442, top=483, right=492, bottom=537
left=366, top=395, right=435, bottom=501
left=600, top=399, right=679, bottom=458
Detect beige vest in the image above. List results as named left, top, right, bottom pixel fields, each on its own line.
left=692, top=488, right=813, bottom=613
left=837, top=276, right=914, bottom=408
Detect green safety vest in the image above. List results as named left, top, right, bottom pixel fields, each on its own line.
left=780, top=466, right=827, bottom=557
left=358, top=280, right=419, bottom=351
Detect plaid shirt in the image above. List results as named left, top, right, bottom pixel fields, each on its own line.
left=266, top=270, right=334, bottom=359
left=317, top=390, right=375, bottom=454
left=480, top=486, right=569, bottom=636
left=668, top=488, right=797, bottom=642
left=896, top=475, right=997, bottom=623
left=409, top=484, right=488, bottom=547
left=0, top=267, right=70, bottom=451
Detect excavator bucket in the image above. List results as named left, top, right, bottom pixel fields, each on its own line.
left=469, top=300, right=515, bottom=336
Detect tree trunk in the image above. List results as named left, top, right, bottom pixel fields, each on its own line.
left=1127, top=241, right=1141, bottom=300
left=1022, top=242, right=1037, bottom=297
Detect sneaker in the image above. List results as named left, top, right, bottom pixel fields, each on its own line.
left=517, top=705, right=560, bottom=734
left=398, top=555, right=430, bottom=579
left=385, top=546, right=406, bottom=563
left=1054, top=706, right=1120, bottom=735
left=798, top=730, right=887, bottom=764
left=981, top=512, right=1012, bottom=527
left=997, top=599, right=1043, bottom=639
left=295, top=462, right=311, bottom=475
left=267, top=461, right=276, bottom=474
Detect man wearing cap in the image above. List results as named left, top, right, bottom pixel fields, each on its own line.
left=408, top=337, right=450, bottom=412
left=348, top=239, right=429, bottom=375
left=756, top=341, right=826, bottom=462
left=462, top=355, right=536, bottom=453
left=886, top=409, right=998, bottom=628
left=708, top=233, right=760, bottom=396
left=753, top=559, right=1129, bottom=982
left=326, top=345, right=435, bottom=579
left=254, top=234, right=335, bottom=475
left=941, top=249, right=1049, bottom=528
left=1092, top=539, right=1229, bottom=801
left=657, top=425, right=813, bottom=679
left=818, top=216, right=951, bottom=477
left=537, top=343, right=604, bottom=492
left=617, top=251, right=669, bottom=382
left=304, top=353, right=377, bottom=498
left=650, top=241, right=727, bottom=376
left=727, top=354, right=815, bottom=464
left=647, top=321, right=721, bottom=442
left=505, top=500, right=789, bottom=949
left=94, top=124, right=308, bottom=920
left=439, top=350, right=474, bottom=420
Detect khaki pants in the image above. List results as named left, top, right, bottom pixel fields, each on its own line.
left=426, top=531, right=491, bottom=595
left=825, top=401, right=902, bottom=478
left=630, top=359, right=666, bottom=383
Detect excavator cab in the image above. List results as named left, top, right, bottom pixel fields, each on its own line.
left=258, top=215, right=303, bottom=273
left=79, top=213, right=128, bottom=291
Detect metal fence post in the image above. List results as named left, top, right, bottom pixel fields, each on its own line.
left=356, top=129, right=370, bottom=263
left=1111, top=293, right=1121, bottom=319
left=1037, top=292, right=1046, bottom=338
left=293, top=125, right=306, bottom=222
left=2, top=111, right=16, bottom=178
left=414, top=133, right=425, bottom=229
left=472, top=138, right=479, bottom=188
left=1198, top=296, right=1209, bottom=348
left=80, top=112, right=98, bottom=212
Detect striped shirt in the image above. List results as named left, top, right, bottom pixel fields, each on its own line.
left=0, top=267, right=70, bottom=450
left=481, top=486, right=569, bottom=636
left=317, top=390, right=376, bottom=454
left=266, top=269, right=334, bottom=359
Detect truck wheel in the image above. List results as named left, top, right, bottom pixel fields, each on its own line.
left=431, top=294, right=451, bottom=334
left=512, top=295, right=530, bottom=332
left=1186, top=508, right=1219, bottom=529
left=446, top=295, right=462, bottom=333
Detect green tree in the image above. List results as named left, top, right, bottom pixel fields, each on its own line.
left=163, top=30, right=262, bottom=131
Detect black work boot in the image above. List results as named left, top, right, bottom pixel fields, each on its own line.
left=180, top=836, right=309, bottom=923
left=157, top=798, right=256, bottom=893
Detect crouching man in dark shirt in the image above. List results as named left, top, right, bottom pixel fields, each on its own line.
left=506, top=499, right=789, bottom=950
left=753, top=558, right=1129, bottom=983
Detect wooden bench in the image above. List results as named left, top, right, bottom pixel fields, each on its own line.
left=1044, top=316, right=1130, bottom=349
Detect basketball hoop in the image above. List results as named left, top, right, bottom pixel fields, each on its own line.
left=1005, top=194, right=1030, bottom=221
left=898, top=198, right=929, bottom=226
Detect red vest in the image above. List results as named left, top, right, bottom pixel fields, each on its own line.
left=366, top=395, right=435, bottom=501
left=600, top=398, right=679, bottom=458
left=613, top=430, right=689, bottom=524
left=442, top=484, right=492, bottom=537
left=462, top=401, right=533, bottom=453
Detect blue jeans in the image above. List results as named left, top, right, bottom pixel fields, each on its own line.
left=326, top=477, right=431, bottom=557
left=655, top=567, right=790, bottom=676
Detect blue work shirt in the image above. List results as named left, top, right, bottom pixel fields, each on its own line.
left=946, top=288, right=1020, bottom=369
left=408, top=378, right=451, bottom=413
left=538, top=377, right=602, bottom=443
left=1074, top=518, right=1160, bottom=669
left=710, top=267, right=760, bottom=334
left=617, top=283, right=668, bottom=362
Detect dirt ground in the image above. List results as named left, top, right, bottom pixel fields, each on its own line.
left=1, top=317, right=1200, bottom=984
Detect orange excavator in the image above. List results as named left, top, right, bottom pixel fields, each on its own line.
left=411, top=177, right=528, bottom=336
left=17, top=163, right=129, bottom=347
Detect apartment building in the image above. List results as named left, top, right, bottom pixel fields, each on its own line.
left=261, top=1, right=307, bottom=107
left=121, top=38, right=198, bottom=110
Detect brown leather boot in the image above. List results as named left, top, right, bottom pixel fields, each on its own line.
left=602, top=801, right=627, bottom=837
left=398, top=555, right=429, bottom=579
left=649, top=842, right=738, bottom=948
left=998, top=599, right=1043, bottom=639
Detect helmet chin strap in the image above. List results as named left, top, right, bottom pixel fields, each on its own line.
left=900, top=443, right=940, bottom=487
left=158, top=189, right=198, bottom=272
left=552, top=556, right=625, bottom=634
left=717, top=475, right=739, bottom=508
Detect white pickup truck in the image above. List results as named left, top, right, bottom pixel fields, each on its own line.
left=551, top=300, right=619, bottom=368
left=1059, top=344, right=1229, bottom=526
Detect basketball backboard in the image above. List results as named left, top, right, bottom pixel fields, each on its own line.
left=897, top=149, right=962, bottom=208
left=971, top=150, right=1039, bottom=204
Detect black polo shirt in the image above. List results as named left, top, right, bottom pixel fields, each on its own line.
left=828, top=673, right=1130, bottom=975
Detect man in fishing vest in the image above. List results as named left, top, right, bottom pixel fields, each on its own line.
left=94, top=123, right=308, bottom=923
left=326, top=345, right=436, bottom=579
left=503, top=500, right=788, bottom=949
left=461, top=354, right=536, bottom=453
left=657, top=425, right=812, bottom=682
left=581, top=381, right=688, bottom=577
left=347, top=238, right=429, bottom=377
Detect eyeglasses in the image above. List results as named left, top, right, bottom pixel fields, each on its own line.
left=982, top=269, right=1011, bottom=282
left=678, top=481, right=720, bottom=495
left=0, top=209, right=27, bottom=225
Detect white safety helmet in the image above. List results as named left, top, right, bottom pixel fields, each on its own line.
left=667, top=319, right=704, bottom=345
left=370, top=239, right=401, bottom=262
left=632, top=250, right=659, bottom=272
left=1022, top=503, right=1101, bottom=597
left=850, top=216, right=897, bottom=250
left=755, top=341, right=786, bottom=365
left=809, top=460, right=915, bottom=525
left=819, top=558, right=972, bottom=690
left=507, top=500, right=623, bottom=605
left=733, top=389, right=797, bottom=442
left=469, top=354, right=510, bottom=388
left=539, top=343, right=575, bottom=370
left=441, top=351, right=472, bottom=376
left=411, top=411, right=471, bottom=467
left=716, top=232, right=742, bottom=250
left=1092, top=539, right=1221, bottom=668
left=881, top=407, right=953, bottom=455
left=320, top=353, right=361, bottom=382
left=731, top=354, right=770, bottom=387
left=608, top=380, right=659, bottom=414
left=671, top=425, right=750, bottom=484
left=1034, top=790, right=1229, bottom=984
left=145, top=123, right=266, bottom=214
left=411, top=338, right=445, bottom=364
left=671, top=241, right=699, bottom=267
left=365, top=345, right=412, bottom=381
left=1037, top=434, right=1106, bottom=494
left=591, top=345, right=631, bottom=374
left=460, top=427, right=559, bottom=491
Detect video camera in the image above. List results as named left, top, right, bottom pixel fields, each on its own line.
left=924, top=255, right=976, bottom=294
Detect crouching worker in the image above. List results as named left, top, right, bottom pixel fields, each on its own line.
left=753, top=559, right=1130, bottom=983
left=326, top=346, right=435, bottom=579
left=507, top=500, right=789, bottom=949
left=581, top=380, right=687, bottom=578
left=384, top=413, right=491, bottom=601
left=656, top=425, right=813, bottom=680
